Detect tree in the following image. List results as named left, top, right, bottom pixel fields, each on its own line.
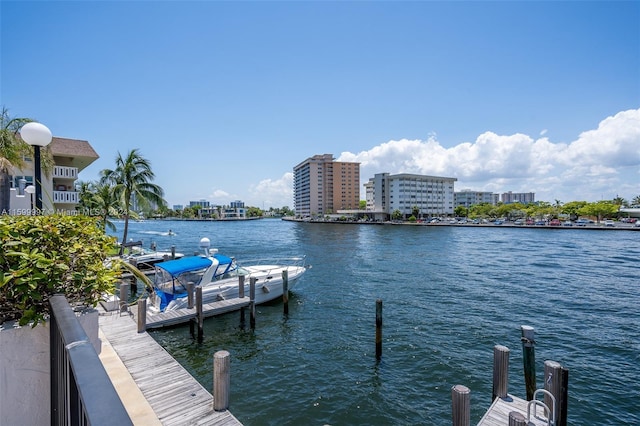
left=412, top=205, right=420, bottom=218
left=612, top=196, right=626, bottom=211
left=577, top=201, right=618, bottom=223
left=454, top=205, right=468, bottom=217
left=359, top=200, right=367, bottom=210
left=391, top=209, right=403, bottom=221
left=101, top=149, right=165, bottom=254
left=632, top=195, right=640, bottom=207
left=246, top=206, right=262, bottom=217
left=561, top=201, right=587, bottom=220
left=0, top=108, right=32, bottom=213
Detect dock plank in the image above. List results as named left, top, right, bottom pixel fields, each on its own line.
left=99, top=311, right=243, bottom=426
left=478, top=394, right=550, bottom=426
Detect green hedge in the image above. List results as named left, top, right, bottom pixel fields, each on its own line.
left=0, top=214, right=120, bottom=326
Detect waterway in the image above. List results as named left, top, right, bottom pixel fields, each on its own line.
left=111, top=219, right=639, bottom=425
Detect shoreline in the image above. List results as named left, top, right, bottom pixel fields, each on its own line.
left=282, top=217, right=640, bottom=230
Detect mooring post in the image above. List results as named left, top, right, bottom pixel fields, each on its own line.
left=137, top=298, right=147, bottom=333
left=249, top=277, right=256, bottom=329
left=559, top=366, right=569, bottom=426
left=130, top=276, right=137, bottom=297
left=187, top=282, right=195, bottom=309
left=375, top=299, right=383, bottom=361
left=196, top=286, right=204, bottom=343
left=238, top=275, right=246, bottom=326
left=508, top=411, right=526, bottom=426
left=213, top=350, right=231, bottom=411
left=544, top=360, right=567, bottom=426
left=521, top=325, right=536, bottom=400
left=119, top=282, right=129, bottom=313
left=188, top=282, right=195, bottom=337
left=171, top=245, right=176, bottom=259
left=238, top=275, right=245, bottom=298
left=492, top=345, right=510, bottom=401
left=282, top=270, right=289, bottom=315
left=451, top=384, right=470, bottom=426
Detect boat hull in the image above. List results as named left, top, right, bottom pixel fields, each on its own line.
left=156, top=265, right=306, bottom=311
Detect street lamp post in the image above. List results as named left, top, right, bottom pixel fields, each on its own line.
left=25, top=185, right=35, bottom=213
left=20, top=122, right=52, bottom=213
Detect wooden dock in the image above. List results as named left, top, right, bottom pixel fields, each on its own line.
left=137, top=298, right=252, bottom=329
left=99, top=311, right=243, bottom=425
left=478, top=395, right=550, bottom=426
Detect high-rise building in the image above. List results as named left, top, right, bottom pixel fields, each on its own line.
left=364, top=173, right=457, bottom=218
left=293, top=154, right=360, bottom=217
left=501, top=191, right=535, bottom=204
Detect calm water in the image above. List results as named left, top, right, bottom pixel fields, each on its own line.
left=112, top=219, right=640, bottom=425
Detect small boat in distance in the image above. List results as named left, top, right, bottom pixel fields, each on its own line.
left=148, top=238, right=308, bottom=312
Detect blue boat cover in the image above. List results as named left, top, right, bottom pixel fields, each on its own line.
left=155, top=254, right=234, bottom=277
left=156, top=256, right=213, bottom=276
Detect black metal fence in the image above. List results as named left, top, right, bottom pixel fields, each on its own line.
left=50, top=295, right=132, bottom=425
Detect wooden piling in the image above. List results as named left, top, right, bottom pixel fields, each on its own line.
left=171, top=245, right=176, bottom=259
left=508, top=411, right=526, bottom=426
left=282, top=270, right=289, bottom=315
left=451, top=384, right=470, bottom=426
left=238, top=275, right=245, bottom=298
left=544, top=360, right=565, bottom=426
left=188, top=282, right=195, bottom=338
left=249, top=277, right=256, bottom=329
left=238, top=275, right=245, bottom=326
left=559, top=366, right=569, bottom=426
left=119, top=283, right=129, bottom=313
left=196, top=286, right=204, bottom=343
left=213, top=350, right=231, bottom=411
left=137, top=298, right=146, bottom=333
left=187, top=282, right=195, bottom=309
left=375, top=299, right=383, bottom=361
left=492, top=345, right=510, bottom=401
left=521, top=325, right=536, bottom=400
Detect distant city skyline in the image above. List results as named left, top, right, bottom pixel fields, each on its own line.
left=2, top=1, right=638, bottom=208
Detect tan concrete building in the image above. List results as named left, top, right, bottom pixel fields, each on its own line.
left=293, top=154, right=360, bottom=218
left=9, top=136, right=99, bottom=214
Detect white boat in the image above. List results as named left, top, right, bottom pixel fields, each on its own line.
left=121, top=241, right=184, bottom=270
left=148, top=238, right=307, bottom=312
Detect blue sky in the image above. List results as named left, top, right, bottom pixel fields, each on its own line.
left=2, top=1, right=639, bottom=209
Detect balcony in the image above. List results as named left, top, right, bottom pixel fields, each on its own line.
left=53, top=165, right=78, bottom=179
left=53, top=190, right=79, bottom=204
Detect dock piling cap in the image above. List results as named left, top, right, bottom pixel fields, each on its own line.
left=452, top=384, right=470, bottom=394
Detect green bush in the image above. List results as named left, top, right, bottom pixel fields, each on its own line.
left=0, top=214, right=120, bottom=326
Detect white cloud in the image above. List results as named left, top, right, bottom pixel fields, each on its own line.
left=335, top=108, right=640, bottom=203
left=247, top=172, right=294, bottom=209
left=208, top=189, right=230, bottom=205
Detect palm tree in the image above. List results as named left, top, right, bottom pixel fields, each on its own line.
left=612, top=196, right=626, bottom=212
left=633, top=195, right=640, bottom=207
left=101, top=149, right=165, bottom=254
left=78, top=180, right=120, bottom=232
left=0, top=107, right=32, bottom=213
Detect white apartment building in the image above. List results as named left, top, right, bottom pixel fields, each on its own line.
left=293, top=154, right=360, bottom=218
left=365, top=173, right=457, bottom=219
left=8, top=137, right=98, bottom=214
left=454, top=190, right=495, bottom=207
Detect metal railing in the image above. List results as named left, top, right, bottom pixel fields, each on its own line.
left=50, top=295, right=132, bottom=425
